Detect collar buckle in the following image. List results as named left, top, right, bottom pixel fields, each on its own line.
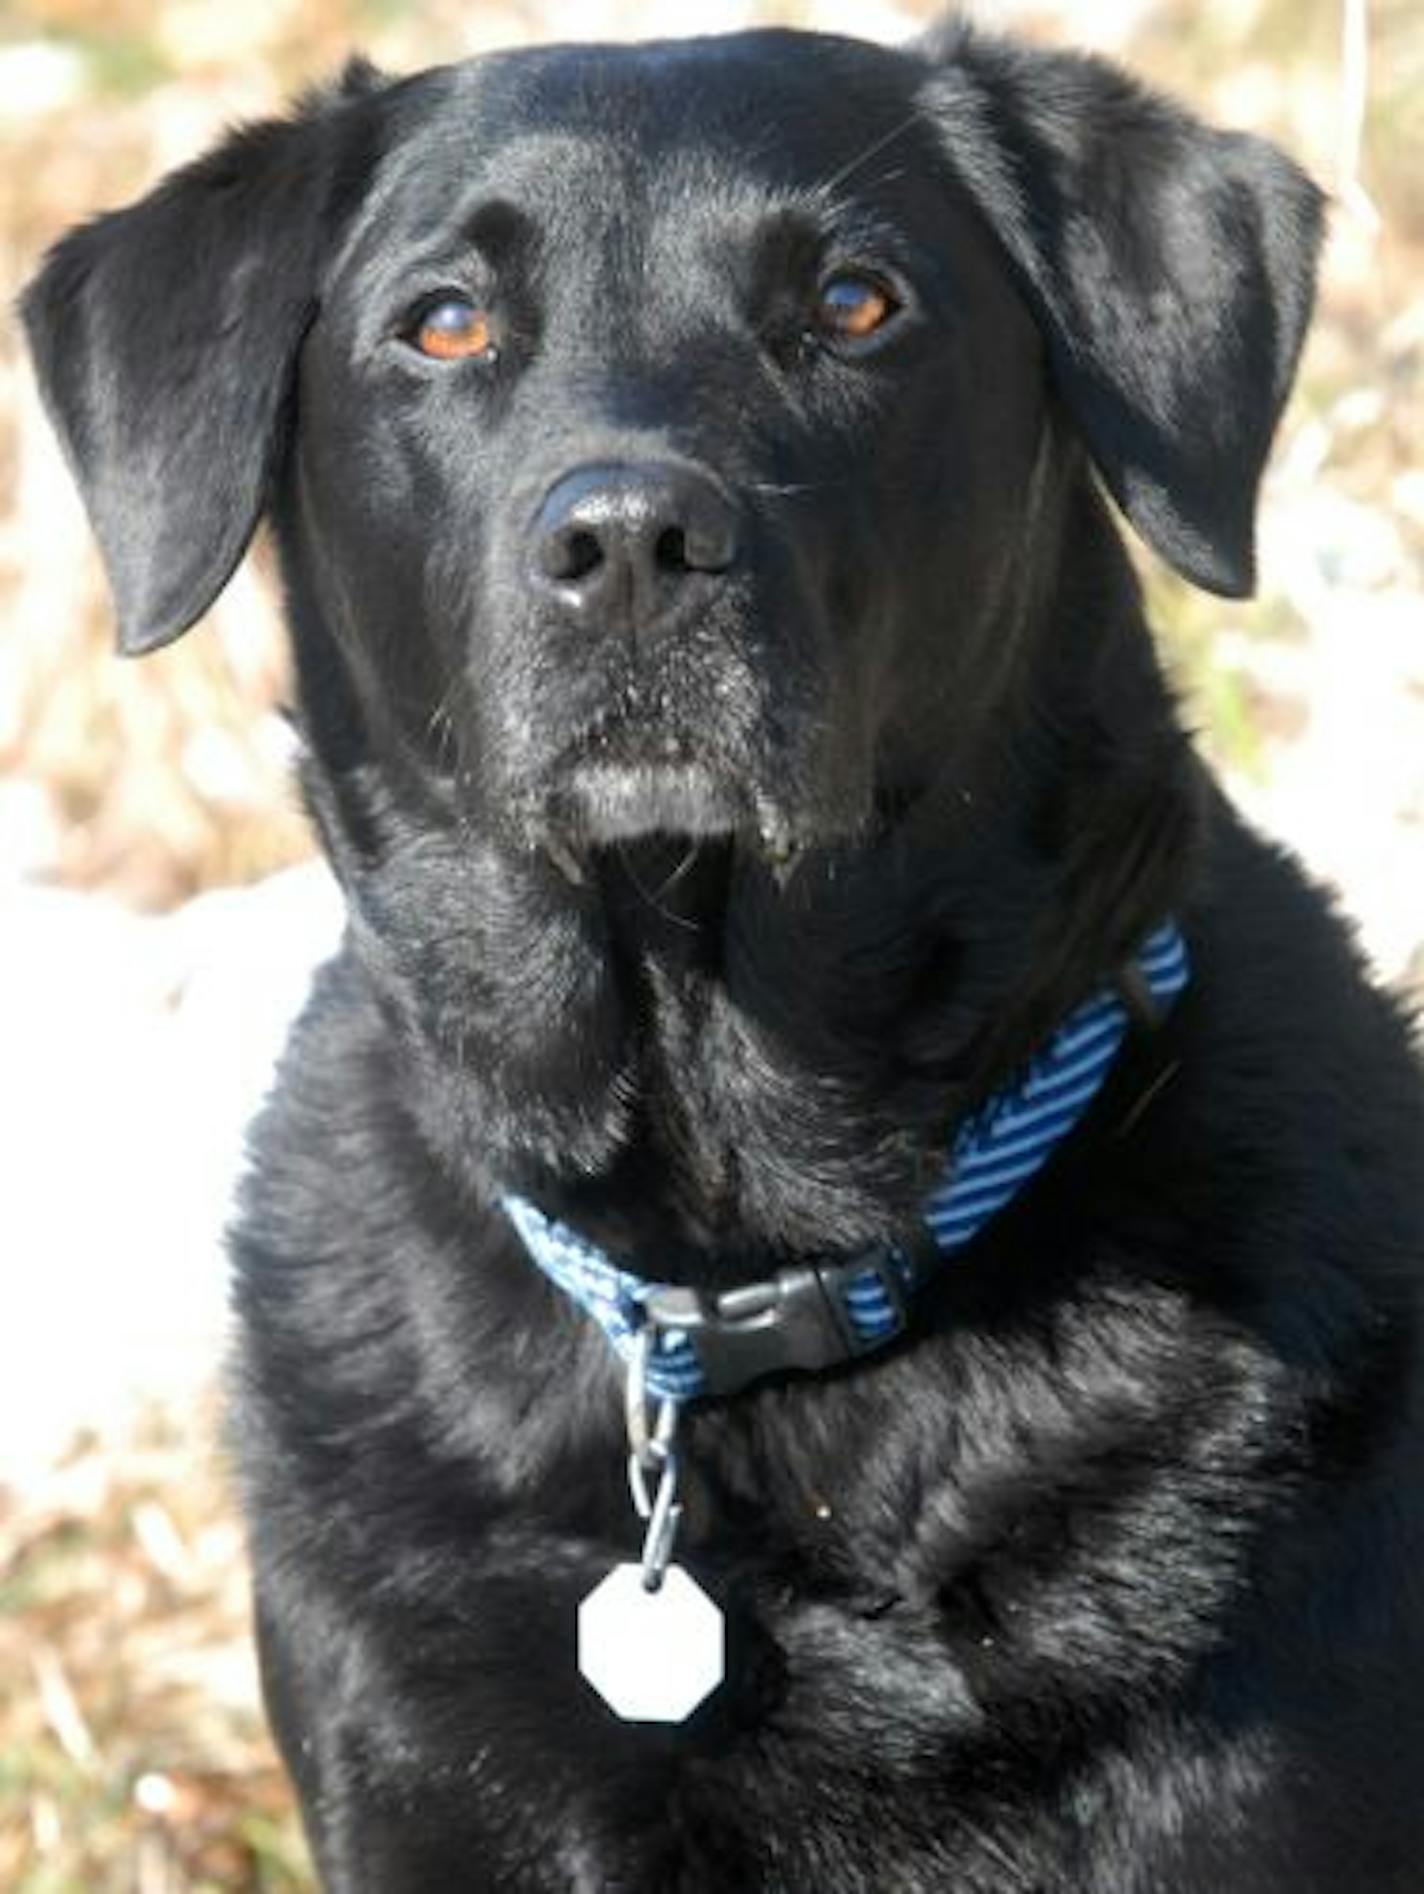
left=644, top=1251, right=907, bottom=1399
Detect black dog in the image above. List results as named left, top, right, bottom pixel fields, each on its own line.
left=24, top=18, right=1424, bottom=1890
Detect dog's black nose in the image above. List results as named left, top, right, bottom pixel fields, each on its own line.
left=530, top=462, right=738, bottom=633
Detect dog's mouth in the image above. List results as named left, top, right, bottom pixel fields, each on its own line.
left=530, top=756, right=803, bottom=889
left=561, top=759, right=746, bottom=842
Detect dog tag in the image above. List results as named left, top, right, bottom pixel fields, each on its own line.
left=578, top=1563, right=724, bottom=1723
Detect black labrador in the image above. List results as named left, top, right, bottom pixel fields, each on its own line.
left=23, top=18, right=1424, bottom=1892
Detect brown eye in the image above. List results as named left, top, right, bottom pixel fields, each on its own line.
left=412, top=296, right=496, bottom=361
left=813, top=272, right=899, bottom=343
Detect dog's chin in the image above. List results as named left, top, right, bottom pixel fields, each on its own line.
left=529, top=760, right=806, bottom=886
left=561, top=761, right=748, bottom=845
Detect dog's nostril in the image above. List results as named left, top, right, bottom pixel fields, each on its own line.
left=655, top=525, right=689, bottom=572
left=540, top=525, right=605, bottom=585
left=651, top=518, right=735, bottom=574
left=561, top=529, right=603, bottom=583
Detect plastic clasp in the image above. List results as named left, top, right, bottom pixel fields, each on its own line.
left=642, top=1252, right=908, bottom=1399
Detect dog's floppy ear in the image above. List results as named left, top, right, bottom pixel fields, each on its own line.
left=921, top=26, right=1325, bottom=597
left=20, top=60, right=385, bottom=655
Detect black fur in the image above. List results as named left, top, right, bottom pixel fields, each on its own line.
left=22, top=21, right=1424, bottom=1891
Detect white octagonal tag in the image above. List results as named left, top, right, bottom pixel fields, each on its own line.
left=578, top=1563, right=724, bottom=1723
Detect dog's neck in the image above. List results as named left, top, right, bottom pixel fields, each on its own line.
left=295, top=482, right=1205, bottom=1278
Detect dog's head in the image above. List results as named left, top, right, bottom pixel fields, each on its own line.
left=23, top=25, right=1321, bottom=885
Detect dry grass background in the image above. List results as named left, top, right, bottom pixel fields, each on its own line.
left=1, top=1, right=1420, bottom=1887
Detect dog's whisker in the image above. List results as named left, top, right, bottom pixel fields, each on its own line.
left=542, top=835, right=587, bottom=887
left=614, top=842, right=703, bottom=931
left=813, top=108, right=925, bottom=196
left=423, top=683, right=466, bottom=774
left=652, top=843, right=703, bottom=901
left=819, top=161, right=911, bottom=215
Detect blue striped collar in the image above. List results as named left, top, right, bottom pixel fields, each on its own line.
left=503, top=923, right=1188, bottom=1403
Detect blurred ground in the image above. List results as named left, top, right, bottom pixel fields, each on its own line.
left=1, top=1, right=1420, bottom=1888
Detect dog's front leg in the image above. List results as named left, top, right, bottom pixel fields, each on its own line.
left=253, top=1572, right=690, bottom=1894
left=257, top=1587, right=537, bottom=1893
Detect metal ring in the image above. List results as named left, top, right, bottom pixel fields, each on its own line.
left=625, top=1327, right=678, bottom=1474
left=624, top=1325, right=685, bottom=1585
left=638, top=1445, right=683, bottom=1592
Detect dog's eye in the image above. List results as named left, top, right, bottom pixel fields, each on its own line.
left=812, top=272, right=900, bottom=344
left=409, top=296, right=497, bottom=362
